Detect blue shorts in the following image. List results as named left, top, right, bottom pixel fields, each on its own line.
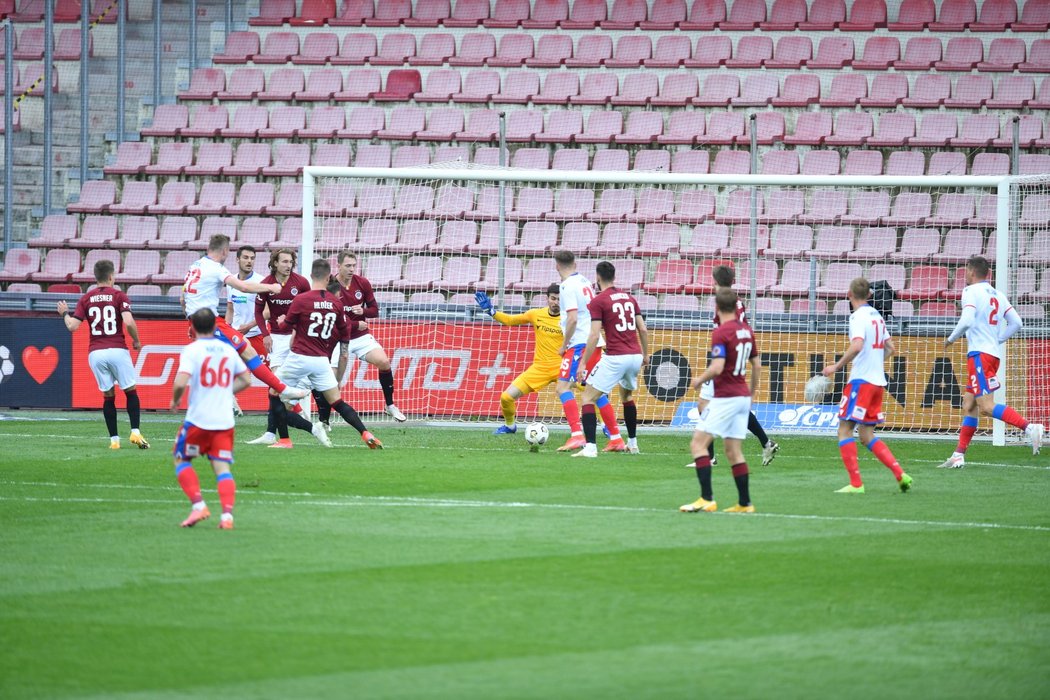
left=558, top=344, right=602, bottom=384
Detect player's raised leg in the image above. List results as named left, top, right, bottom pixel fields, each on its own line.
left=495, top=384, right=525, bottom=435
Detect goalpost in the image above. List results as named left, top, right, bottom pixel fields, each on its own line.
left=301, top=165, right=1049, bottom=445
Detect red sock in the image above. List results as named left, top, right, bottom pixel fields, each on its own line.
left=957, top=427, right=977, bottom=453
left=216, top=474, right=236, bottom=514
left=997, top=406, right=1029, bottom=431
left=560, top=393, right=582, bottom=435
left=838, top=439, right=863, bottom=487
left=598, top=403, right=621, bottom=438
left=251, top=363, right=287, bottom=393
left=176, top=463, right=202, bottom=504
left=868, top=439, right=904, bottom=480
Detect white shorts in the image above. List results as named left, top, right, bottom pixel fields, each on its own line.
left=88, top=348, right=137, bottom=392
left=699, top=380, right=715, bottom=401
left=697, top=396, right=752, bottom=440
left=586, top=353, right=643, bottom=394
left=277, top=353, right=338, bottom=393
left=268, top=333, right=293, bottom=368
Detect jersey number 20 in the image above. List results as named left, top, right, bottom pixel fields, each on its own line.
left=308, top=312, right=336, bottom=340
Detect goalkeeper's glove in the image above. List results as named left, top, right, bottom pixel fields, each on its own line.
left=474, top=291, right=495, bottom=316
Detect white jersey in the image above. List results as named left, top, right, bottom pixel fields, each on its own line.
left=183, top=256, right=232, bottom=317
left=559, top=272, right=599, bottom=348
left=226, top=271, right=265, bottom=338
left=177, top=337, right=248, bottom=430
left=847, top=304, right=889, bottom=386
left=960, top=281, right=1012, bottom=359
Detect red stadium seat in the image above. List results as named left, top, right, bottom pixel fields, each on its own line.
left=900, top=266, right=950, bottom=301
left=416, top=108, right=464, bottom=141
left=772, top=74, right=820, bottom=107
left=108, top=181, right=157, bottom=215
left=681, top=0, right=726, bottom=29
left=214, top=31, right=259, bottom=63
left=532, top=72, right=580, bottom=105
left=54, top=28, right=91, bottom=60
left=32, top=248, right=81, bottom=283
left=249, top=0, right=295, bottom=25
left=148, top=182, right=196, bottom=216
left=228, top=183, right=276, bottom=217
left=184, top=142, right=232, bottom=177
left=764, top=35, right=812, bottom=68
left=331, top=33, right=376, bottom=65
left=615, top=111, right=663, bottom=145
left=610, top=74, right=658, bottom=107
left=784, top=112, right=833, bottom=146
left=373, top=69, right=421, bottom=101
left=566, top=34, right=612, bottom=67
left=31, top=215, right=78, bottom=248
left=651, top=73, right=698, bottom=107
left=220, top=105, right=268, bottom=139
left=820, top=73, right=867, bottom=107
left=800, top=150, right=841, bottom=176
left=376, top=106, right=425, bottom=140
left=448, top=32, right=495, bottom=66
left=409, top=33, right=455, bottom=66
left=909, top=113, right=958, bottom=147
left=825, top=112, right=873, bottom=146
left=680, top=224, right=729, bottom=259
left=526, top=34, right=573, bottom=67
left=370, top=32, right=415, bottom=65
left=111, top=217, right=157, bottom=250
left=726, top=35, right=773, bottom=68
left=148, top=217, right=198, bottom=252
left=840, top=0, right=887, bottom=30
left=606, top=35, right=651, bottom=68
left=363, top=0, right=410, bottom=26
left=841, top=192, right=890, bottom=227
left=854, top=36, right=900, bottom=69
left=350, top=144, right=389, bottom=169
left=181, top=105, right=228, bottom=138
left=799, top=190, right=848, bottom=225
left=684, top=35, right=731, bottom=69
left=488, top=33, right=534, bottom=67
left=627, top=186, right=674, bottom=221
left=895, top=36, right=942, bottom=70
left=645, top=34, right=692, bottom=68
left=930, top=0, right=976, bottom=30
left=257, top=68, right=304, bottom=101
left=890, top=0, right=935, bottom=29
left=185, top=182, right=235, bottom=216
left=572, top=73, right=619, bottom=106
left=104, top=142, right=151, bottom=176
left=451, top=70, right=499, bottom=103
left=808, top=35, right=854, bottom=68
left=290, top=32, right=338, bottom=64
left=890, top=228, right=939, bottom=262
left=328, top=0, right=373, bottom=26
left=935, top=37, right=984, bottom=70
left=932, top=228, right=983, bottom=264
left=799, top=0, right=846, bottom=28
left=816, top=262, right=863, bottom=297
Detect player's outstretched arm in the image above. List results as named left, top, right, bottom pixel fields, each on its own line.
left=56, top=300, right=82, bottom=332
left=823, top=338, right=863, bottom=377
left=474, top=291, right=496, bottom=317
left=230, top=276, right=280, bottom=295
left=122, top=311, right=141, bottom=351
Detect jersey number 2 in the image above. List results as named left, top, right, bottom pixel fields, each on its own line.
left=988, top=297, right=999, bottom=326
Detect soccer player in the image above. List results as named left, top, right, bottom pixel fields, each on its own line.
left=246, top=248, right=312, bottom=448
left=224, top=245, right=264, bottom=417
left=273, top=258, right=383, bottom=450
left=938, top=256, right=1043, bottom=467
left=57, top=259, right=150, bottom=450
left=822, top=278, right=913, bottom=494
left=171, top=308, right=253, bottom=530
left=574, top=261, right=649, bottom=457
left=553, top=250, right=620, bottom=452
left=321, top=251, right=404, bottom=423
left=680, top=289, right=762, bottom=514
left=181, top=234, right=307, bottom=404
left=474, top=283, right=564, bottom=435
left=694, top=265, right=779, bottom=466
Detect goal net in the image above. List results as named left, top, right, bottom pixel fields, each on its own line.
left=303, top=164, right=1049, bottom=443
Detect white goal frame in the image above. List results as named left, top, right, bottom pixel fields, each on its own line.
left=303, top=167, right=1026, bottom=445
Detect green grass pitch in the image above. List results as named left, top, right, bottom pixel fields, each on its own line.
left=1, top=413, right=1048, bottom=699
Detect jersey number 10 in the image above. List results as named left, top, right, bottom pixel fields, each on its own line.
left=732, top=342, right=753, bottom=376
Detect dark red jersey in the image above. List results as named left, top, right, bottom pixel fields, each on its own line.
left=712, top=298, right=748, bottom=327
left=72, top=286, right=132, bottom=352
left=587, top=287, right=643, bottom=356
left=276, top=290, right=350, bottom=357
left=254, top=272, right=311, bottom=336
left=709, top=320, right=759, bottom=398
left=337, top=273, right=379, bottom=340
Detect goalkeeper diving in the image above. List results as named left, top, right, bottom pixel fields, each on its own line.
left=475, top=284, right=564, bottom=435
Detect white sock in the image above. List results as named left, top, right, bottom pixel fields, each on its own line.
left=220, top=513, right=233, bottom=522
left=627, top=437, right=637, bottom=448
left=262, top=431, right=275, bottom=439
left=110, top=436, right=120, bottom=443
left=192, top=501, right=207, bottom=512
left=131, top=428, right=141, bottom=436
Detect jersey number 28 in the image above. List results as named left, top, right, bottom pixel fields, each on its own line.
left=87, top=305, right=117, bottom=336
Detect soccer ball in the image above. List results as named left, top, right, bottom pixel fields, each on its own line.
left=524, top=422, right=549, bottom=447
left=804, top=375, right=832, bottom=404
left=0, top=346, right=13, bottom=384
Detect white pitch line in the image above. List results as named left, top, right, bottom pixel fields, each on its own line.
left=1, top=481, right=1048, bottom=533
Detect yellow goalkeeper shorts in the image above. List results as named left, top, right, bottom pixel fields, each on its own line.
left=511, top=364, right=561, bottom=395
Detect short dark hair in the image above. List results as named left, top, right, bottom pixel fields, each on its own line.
left=237, top=245, right=257, bottom=257
left=712, top=264, right=735, bottom=288
left=326, top=278, right=342, bottom=295
left=93, top=259, right=115, bottom=283
left=189, top=308, right=216, bottom=335
left=554, top=250, right=575, bottom=267
left=715, top=289, right=738, bottom=314
left=337, top=249, right=358, bottom=264
left=311, top=258, right=332, bottom=281
left=546, top=283, right=560, bottom=296
left=208, top=234, right=231, bottom=253
left=595, top=260, right=616, bottom=283
left=850, top=277, right=871, bottom=301
left=967, top=255, right=991, bottom=280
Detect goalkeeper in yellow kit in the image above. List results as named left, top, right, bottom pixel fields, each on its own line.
left=475, top=284, right=564, bottom=435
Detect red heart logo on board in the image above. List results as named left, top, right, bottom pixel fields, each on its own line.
left=22, top=346, right=59, bottom=384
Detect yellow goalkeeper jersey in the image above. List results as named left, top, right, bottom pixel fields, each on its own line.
left=494, top=308, right=564, bottom=370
